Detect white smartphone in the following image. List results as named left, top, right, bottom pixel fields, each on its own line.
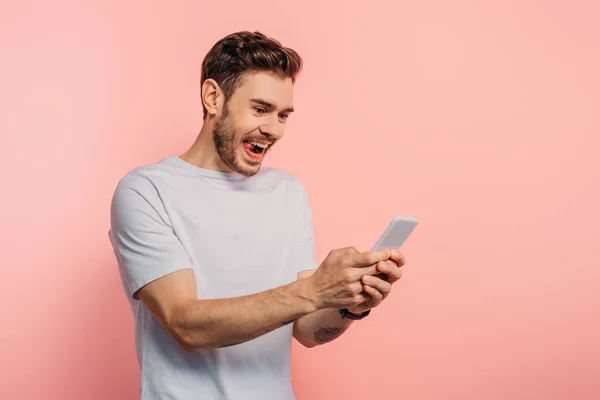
left=371, top=216, right=419, bottom=251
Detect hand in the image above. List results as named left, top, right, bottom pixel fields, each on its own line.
left=306, top=246, right=391, bottom=310
left=347, top=249, right=405, bottom=315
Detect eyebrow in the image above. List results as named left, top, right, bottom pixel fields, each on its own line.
left=250, top=98, right=294, bottom=113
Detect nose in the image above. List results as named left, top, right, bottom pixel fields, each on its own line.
left=258, top=116, right=285, bottom=139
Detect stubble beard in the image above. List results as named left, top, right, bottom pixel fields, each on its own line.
left=212, top=107, right=261, bottom=177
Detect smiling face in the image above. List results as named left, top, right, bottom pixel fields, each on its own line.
left=212, top=71, right=294, bottom=177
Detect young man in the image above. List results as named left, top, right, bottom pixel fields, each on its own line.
left=109, top=31, right=406, bottom=400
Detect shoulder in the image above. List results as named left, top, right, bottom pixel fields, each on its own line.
left=110, top=159, right=175, bottom=215
left=112, top=158, right=174, bottom=196
left=258, top=167, right=309, bottom=195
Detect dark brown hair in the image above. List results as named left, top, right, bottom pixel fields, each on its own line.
left=200, top=31, right=303, bottom=119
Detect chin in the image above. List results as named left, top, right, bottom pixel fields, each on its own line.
left=232, top=147, right=265, bottom=177
left=236, top=162, right=261, bottom=177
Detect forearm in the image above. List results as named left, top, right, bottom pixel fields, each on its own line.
left=293, top=307, right=354, bottom=347
left=171, top=280, right=318, bottom=352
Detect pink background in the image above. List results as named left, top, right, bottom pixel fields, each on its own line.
left=2, top=1, right=599, bottom=399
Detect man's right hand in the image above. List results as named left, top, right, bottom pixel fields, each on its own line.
left=305, top=247, right=391, bottom=310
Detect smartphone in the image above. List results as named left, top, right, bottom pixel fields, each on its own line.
left=371, top=216, right=419, bottom=251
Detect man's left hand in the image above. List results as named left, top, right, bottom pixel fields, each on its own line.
left=346, top=249, right=406, bottom=315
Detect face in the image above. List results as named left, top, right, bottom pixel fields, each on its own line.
left=212, top=71, right=294, bottom=177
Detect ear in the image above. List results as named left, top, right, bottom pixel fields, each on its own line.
left=201, top=79, right=224, bottom=118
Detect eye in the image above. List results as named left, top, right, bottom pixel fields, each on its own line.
left=253, top=107, right=267, bottom=115
left=279, top=113, right=290, bottom=121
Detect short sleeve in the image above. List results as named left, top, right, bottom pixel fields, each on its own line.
left=108, top=174, right=193, bottom=299
left=290, top=180, right=319, bottom=276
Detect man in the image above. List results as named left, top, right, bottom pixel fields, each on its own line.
left=109, top=31, right=406, bottom=400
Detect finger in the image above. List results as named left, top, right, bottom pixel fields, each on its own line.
left=351, top=264, right=379, bottom=279
left=351, top=249, right=390, bottom=267
left=389, top=249, right=406, bottom=267
left=363, top=284, right=383, bottom=305
left=348, top=302, right=369, bottom=314
left=362, top=274, right=392, bottom=294
left=346, top=246, right=360, bottom=255
left=350, top=282, right=365, bottom=295
left=374, top=262, right=390, bottom=281
left=353, top=292, right=370, bottom=305
left=369, top=261, right=391, bottom=282
left=377, top=260, right=403, bottom=283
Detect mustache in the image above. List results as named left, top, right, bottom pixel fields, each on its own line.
left=243, top=136, right=275, bottom=145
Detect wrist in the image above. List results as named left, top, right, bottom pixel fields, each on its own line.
left=339, top=307, right=371, bottom=320
left=346, top=306, right=367, bottom=315
left=292, top=277, right=321, bottom=314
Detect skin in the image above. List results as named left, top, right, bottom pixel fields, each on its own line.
left=137, top=70, right=407, bottom=350
left=180, top=70, right=293, bottom=176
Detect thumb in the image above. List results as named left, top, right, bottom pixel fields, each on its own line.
left=389, top=249, right=406, bottom=266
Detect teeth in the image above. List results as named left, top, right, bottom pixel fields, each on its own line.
left=250, top=142, right=269, bottom=149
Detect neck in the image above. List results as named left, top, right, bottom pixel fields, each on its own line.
left=179, top=119, right=233, bottom=173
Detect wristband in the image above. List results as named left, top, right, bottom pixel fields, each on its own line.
left=339, top=308, right=371, bottom=320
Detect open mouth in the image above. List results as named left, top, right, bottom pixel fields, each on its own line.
left=242, top=140, right=270, bottom=157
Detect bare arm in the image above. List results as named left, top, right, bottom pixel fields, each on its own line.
left=138, top=247, right=390, bottom=353
left=293, top=250, right=403, bottom=347
left=138, top=269, right=318, bottom=352
left=292, top=270, right=355, bottom=347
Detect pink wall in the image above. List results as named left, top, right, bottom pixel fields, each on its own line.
left=2, top=1, right=599, bottom=399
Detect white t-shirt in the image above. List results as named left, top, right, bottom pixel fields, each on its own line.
left=108, top=155, right=317, bottom=400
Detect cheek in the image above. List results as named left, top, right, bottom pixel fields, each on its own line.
left=224, top=111, right=262, bottom=140
left=239, top=111, right=264, bottom=130
left=222, top=120, right=243, bottom=142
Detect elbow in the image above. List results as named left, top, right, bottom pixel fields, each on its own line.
left=167, top=308, right=208, bottom=353
left=170, top=320, right=216, bottom=353
left=170, top=323, right=198, bottom=353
